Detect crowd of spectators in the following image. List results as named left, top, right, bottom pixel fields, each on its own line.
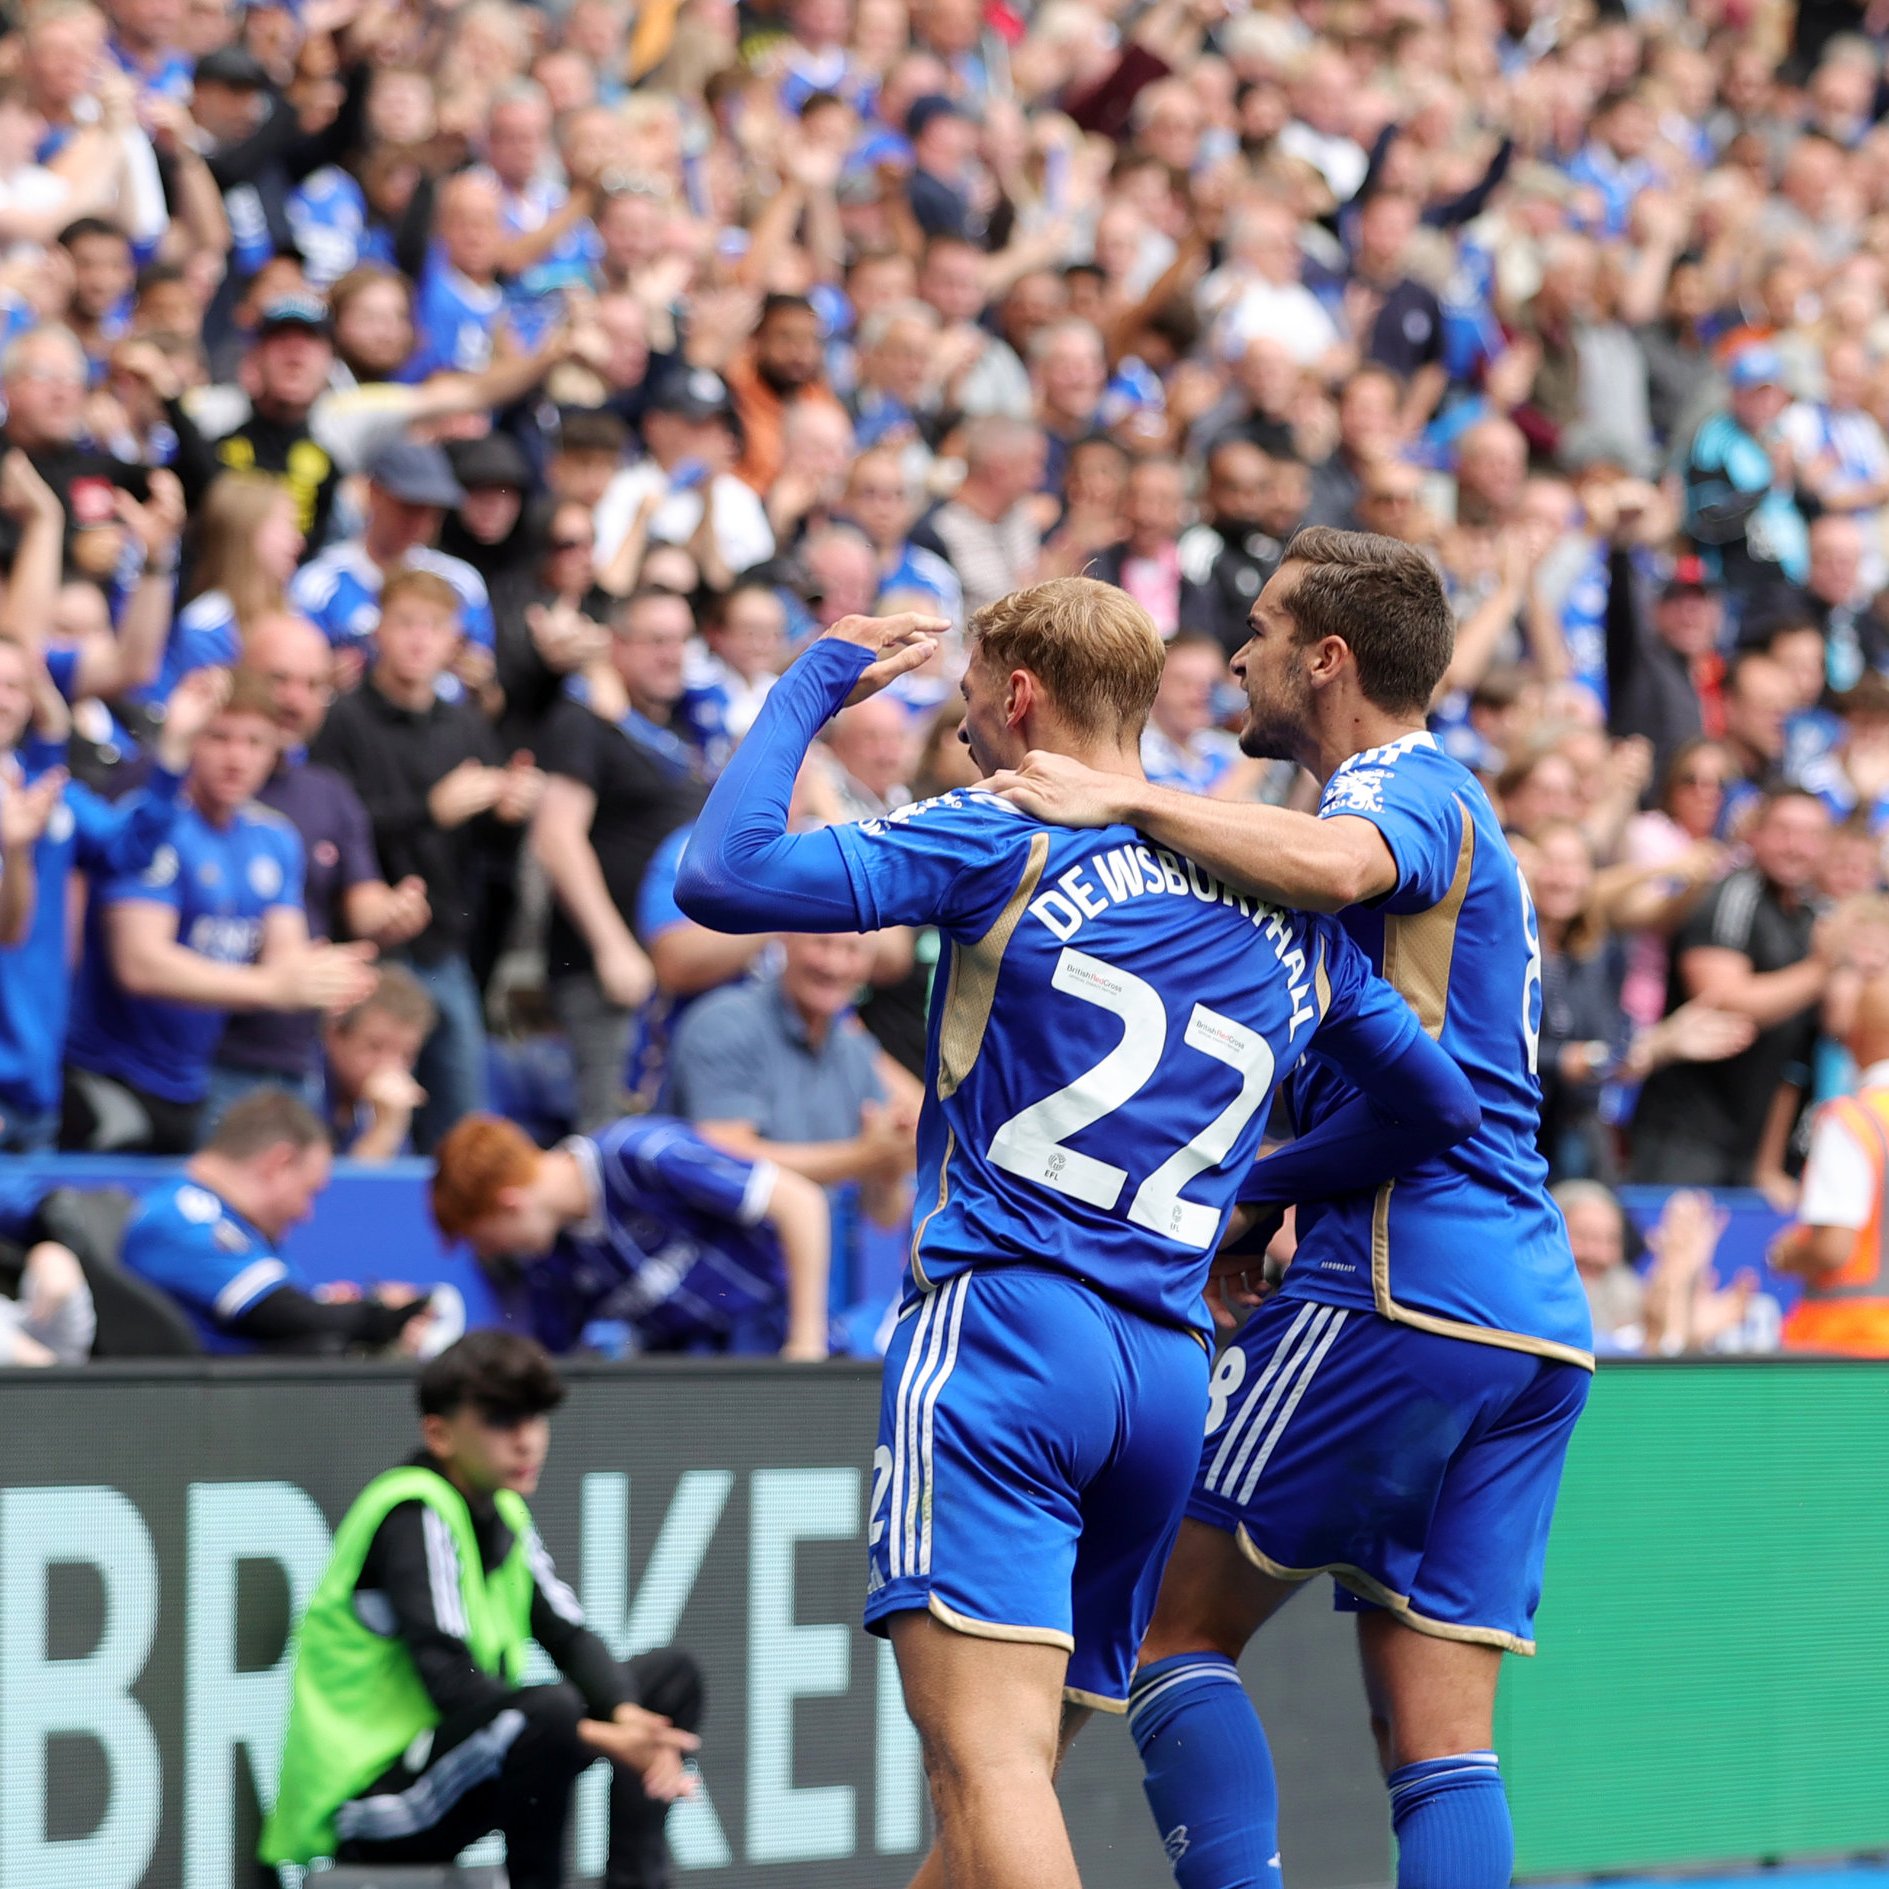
left=1, top=0, right=1888, bottom=1365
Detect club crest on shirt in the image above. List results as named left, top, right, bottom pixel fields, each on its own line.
left=249, top=855, right=284, bottom=899
left=177, top=1185, right=221, bottom=1224
left=1322, top=768, right=1388, bottom=815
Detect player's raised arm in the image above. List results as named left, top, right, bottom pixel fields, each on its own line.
left=1240, top=921, right=1481, bottom=1209
left=984, top=755, right=1398, bottom=913
left=673, top=612, right=945, bottom=933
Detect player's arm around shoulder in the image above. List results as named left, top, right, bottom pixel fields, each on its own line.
left=984, top=749, right=1400, bottom=913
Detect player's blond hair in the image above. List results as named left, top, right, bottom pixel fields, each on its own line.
left=967, top=577, right=1165, bottom=743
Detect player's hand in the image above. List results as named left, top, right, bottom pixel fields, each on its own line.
left=981, top=749, right=1139, bottom=829
left=1205, top=1257, right=1272, bottom=1331
left=819, top=611, right=949, bottom=706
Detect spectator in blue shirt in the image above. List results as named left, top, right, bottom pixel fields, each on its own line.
left=123, top=1086, right=433, bottom=1353
left=409, top=171, right=509, bottom=380
left=0, top=646, right=222, bottom=1150
left=484, top=80, right=601, bottom=352
left=61, top=671, right=381, bottom=1153
left=290, top=440, right=497, bottom=685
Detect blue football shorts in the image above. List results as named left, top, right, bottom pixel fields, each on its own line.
left=1186, top=1294, right=1591, bottom=1653
left=864, top=1266, right=1210, bottom=1709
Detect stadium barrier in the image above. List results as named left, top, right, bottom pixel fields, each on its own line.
left=0, top=1361, right=1388, bottom=1889
left=3, top=1156, right=1807, bottom=1336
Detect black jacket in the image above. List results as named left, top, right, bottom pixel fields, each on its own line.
left=311, top=681, right=503, bottom=963
left=356, top=1453, right=632, bottom=1721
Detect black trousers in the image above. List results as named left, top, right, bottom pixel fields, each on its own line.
left=59, top=1064, right=202, bottom=1155
left=330, top=1648, right=704, bottom=1889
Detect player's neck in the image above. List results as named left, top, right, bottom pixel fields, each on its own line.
left=1027, top=724, right=1143, bottom=781
left=1305, top=703, right=1426, bottom=787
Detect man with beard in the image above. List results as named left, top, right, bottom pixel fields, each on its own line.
left=724, top=293, right=848, bottom=496
left=986, top=528, right=1591, bottom=1889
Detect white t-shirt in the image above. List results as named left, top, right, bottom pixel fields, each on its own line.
left=1798, top=1062, right=1889, bottom=1230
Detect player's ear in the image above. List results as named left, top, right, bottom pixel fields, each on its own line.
left=1005, top=667, right=1034, bottom=729
left=1308, top=634, right=1350, bottom=688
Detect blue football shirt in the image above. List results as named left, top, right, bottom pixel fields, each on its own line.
left=289, top=542, right=496, bottom=657
left=0, top=749, right=185, bottom=1113
left=121, top=1177, right=297, bottom=1354
left=407, top=254, right=506, bottom=381
left=66, top=800, right=304, bottom=1104
left=1280, top=732, right=1593, bottom=1361
left=826, top=789, right=1409, bottom=1332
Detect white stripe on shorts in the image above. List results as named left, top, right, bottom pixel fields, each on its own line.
left=1203, top=1302, right=1324, bottom=1495
left=1233, top=1307, right=1347, bottom=1505
left=917, top=1274, right=970, bottom=1575
left=900, top=1274, right=968, bottom=1579
left=886, top=1284, right=945, bottom=1581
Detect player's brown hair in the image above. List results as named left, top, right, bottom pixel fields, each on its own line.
left=967, top=576, right=1165, bottom=743
left=1276, top=526, right=1457, bottom=717
left=430, top=1112, right=543, bottom=1240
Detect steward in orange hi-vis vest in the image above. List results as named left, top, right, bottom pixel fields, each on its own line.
left=1773, top=973, right=1889, bottom=1357
left=1780, top=1083, right=1889, bottom=1356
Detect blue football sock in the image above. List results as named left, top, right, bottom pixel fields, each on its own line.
left=1128, top=1653, right=1283, bottom=1889
left=1387, top=1751, right=1512, bottom=1889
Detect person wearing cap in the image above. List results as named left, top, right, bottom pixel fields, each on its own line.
left=289, top=440, right=497, bottom=676
left=1683, top=341, right=1811, bottom=620
left=592, top=364, right=775, bottom=580
left=161, top=292, right=347, bottom=541
left=1603, top=532, right=1726, bottom=782
left=440, top=430, right=535, bottom=584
